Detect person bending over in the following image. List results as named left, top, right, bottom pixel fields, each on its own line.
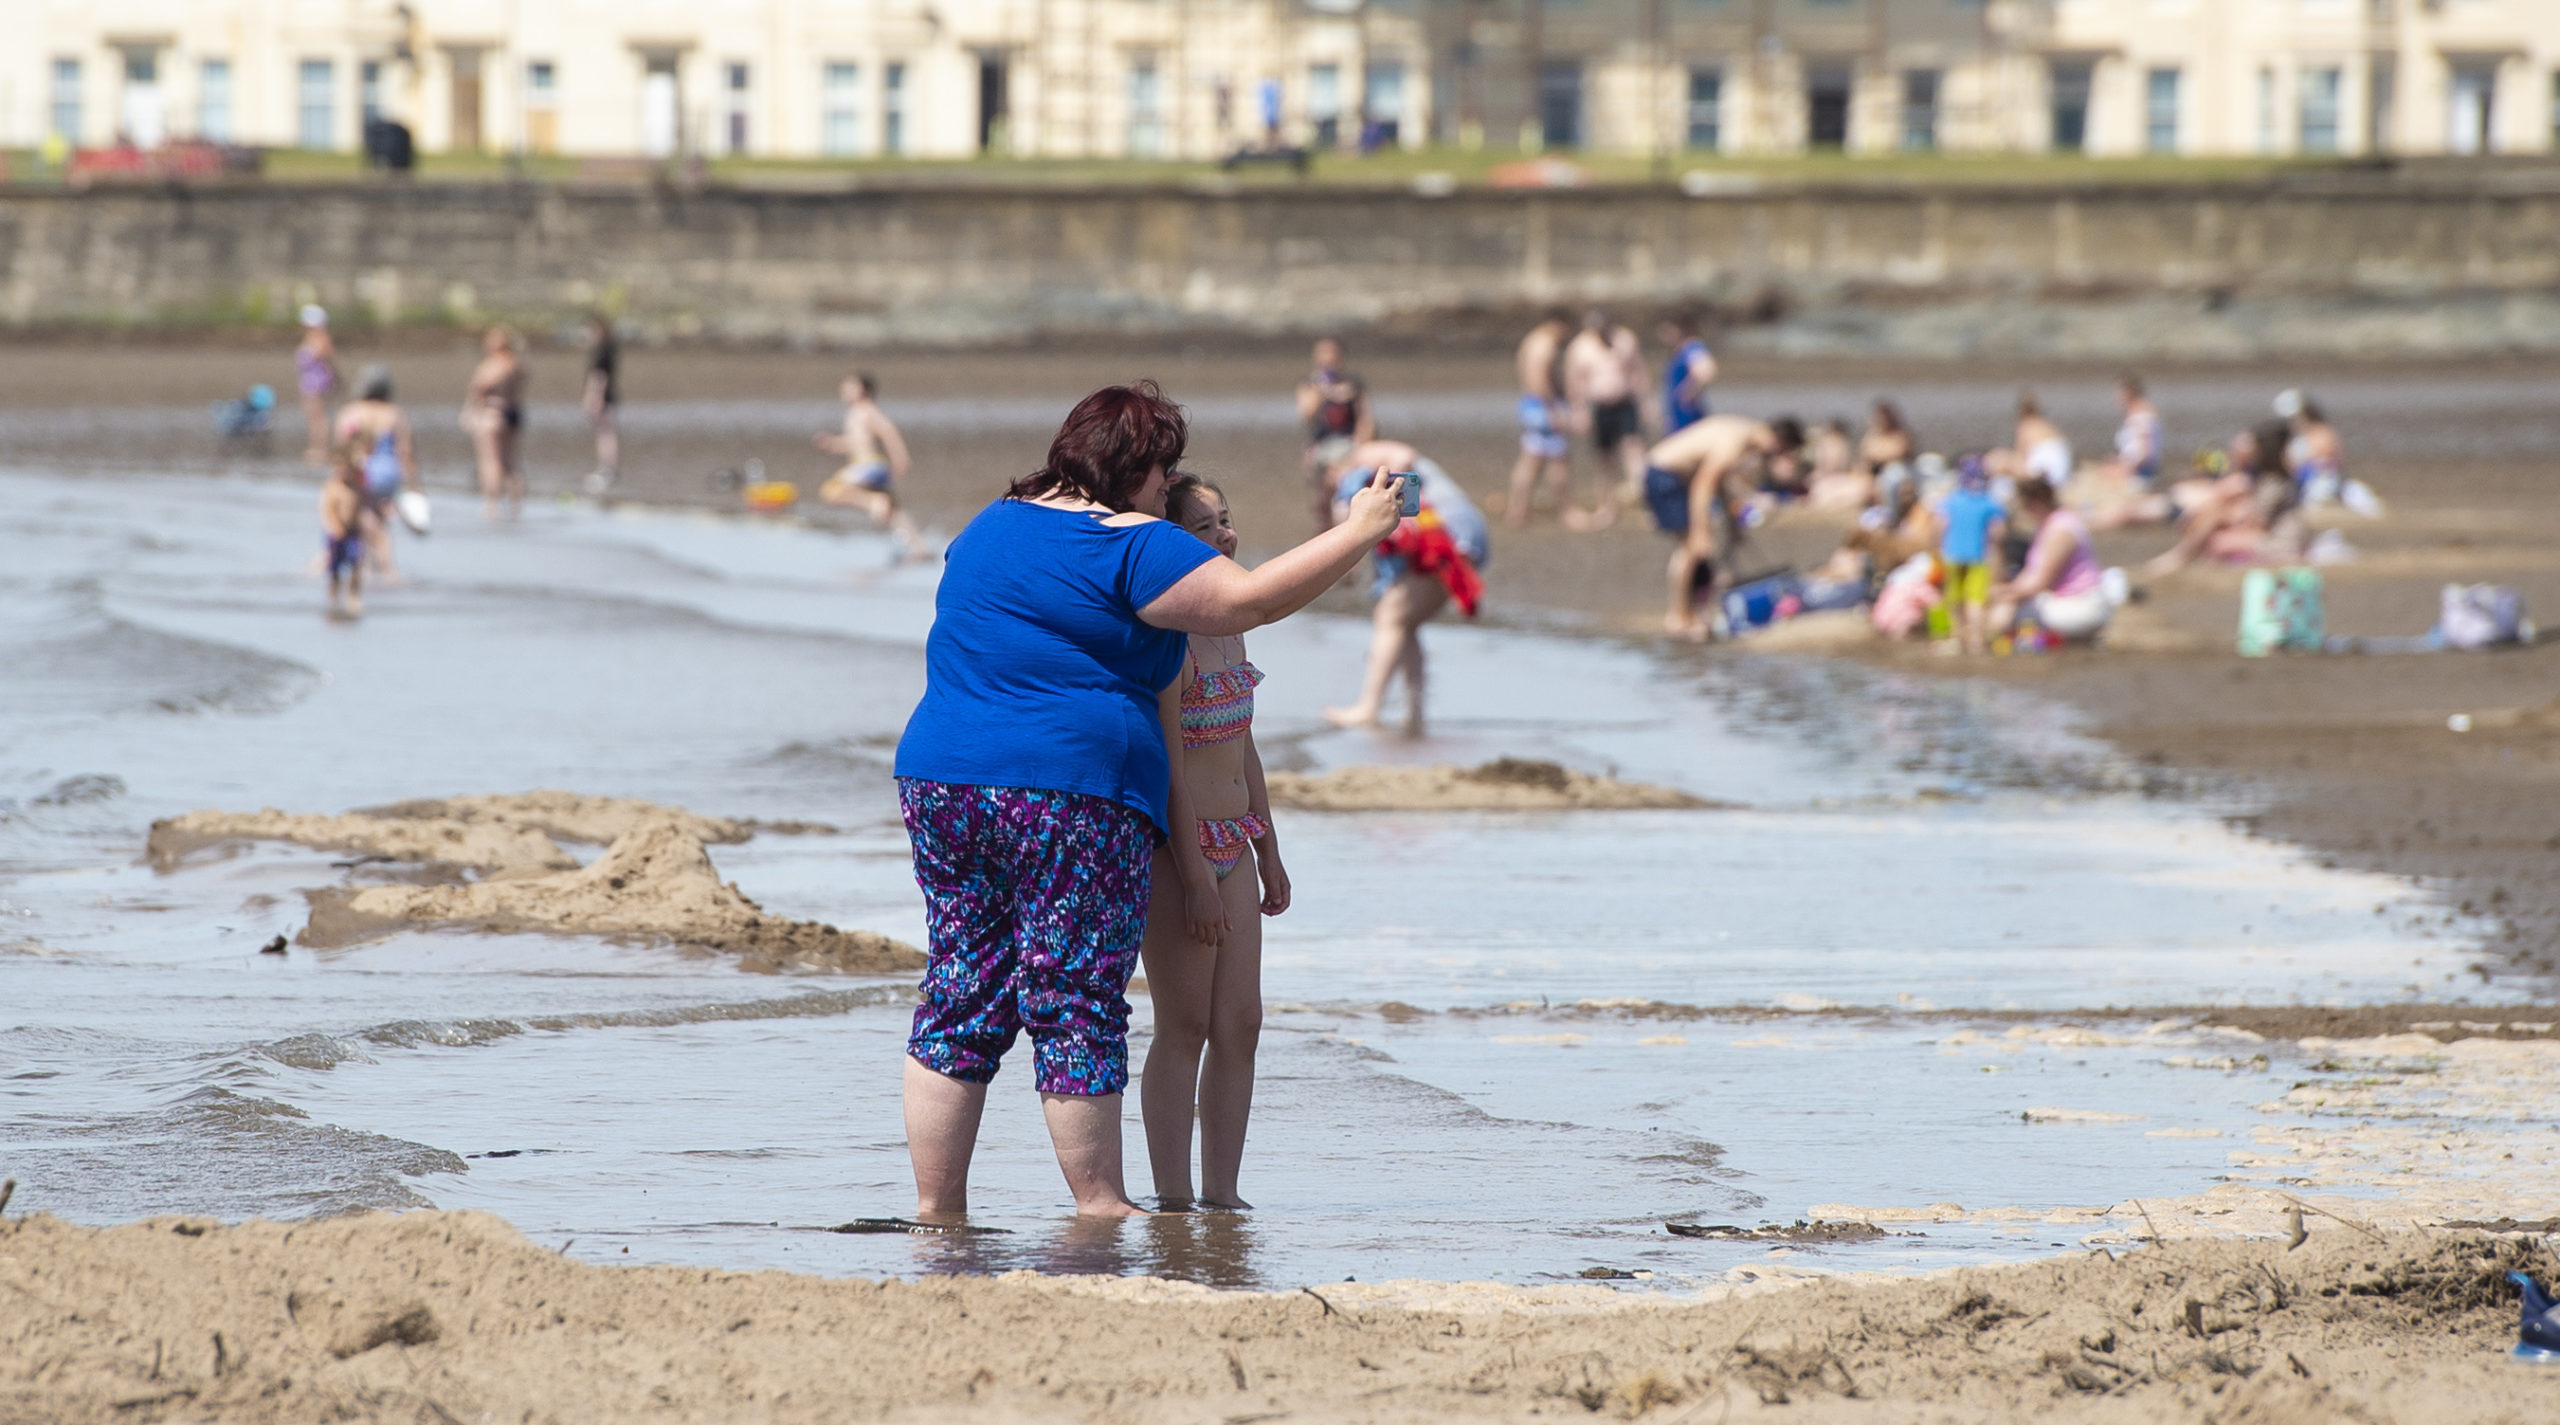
left=1321, top=440, right=1490, bottom=736
left=1639, top=415, right=1804, bottom=639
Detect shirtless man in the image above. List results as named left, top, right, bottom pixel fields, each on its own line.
left=1504, top=311, right=1575, bottom=529
left=1656, top=314, right=1717, bottom=436
left=1295, top=337, right=1374, bottom=531
left=1638, top=414, right=1805, bottom=639
left=816, top=372, right=924, bottom=558
left=1562, top=309, right=1650, bottom=525
left=462, top=326, right=526, bottom=520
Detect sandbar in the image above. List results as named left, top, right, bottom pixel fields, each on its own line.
left=1266, top=758, right=1716, bottom=812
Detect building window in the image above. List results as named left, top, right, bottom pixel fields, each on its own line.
left=50, top=58, right=81, bottom=142
left=1363, top=61, right=1405, bottom=150
left=640, top=54, right=679, bottom=157
left=1901, top=69, right=1940, bottom=151
left=1807, top=63, right=1852, bottom=150
left=120, top=48, right=167, bottom=148
left=720, top=62, right=750, bottom=154
left=2299, top=66, right=2341, bottom=154
left=1127, top=59, right=1164, bottom=158
left=2449, top=64, right=2495, bottom=155
left=1686, top=67, right=1722, bottom=150
left=1309, top=63, right=1341, bottom=148
left=2551, top=70, right=2560, bottom=151
left=2145, top=67, right=2179, bottom=154
left=298, top=59, right=335, bottom=150
left=2256, top=67, right=2276, bottom=154
left=200, top=59, right=232, bottom=142
left=2049, top=61, right=2091, bottom=153
left=526, top=60, right=560, bottom=154
left=1538, top=60, right=1583, bottom=150
left=884, top=62, right=907, bottom=156
left=822, top=62, right=862, bottom=156
left=360, top=61, right=383, bottom=125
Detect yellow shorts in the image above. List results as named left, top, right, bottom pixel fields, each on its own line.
left=1946, top=562, right=1992, bottom=606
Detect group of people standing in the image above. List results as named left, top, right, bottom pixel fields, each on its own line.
left=894, top=383, right=1408, bottom=1217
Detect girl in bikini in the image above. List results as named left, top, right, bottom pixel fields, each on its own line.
left=1139, top=473, right=1291, bottom=1211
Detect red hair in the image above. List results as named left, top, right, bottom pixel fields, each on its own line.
left=1011, top=382, right=1188, bottom=511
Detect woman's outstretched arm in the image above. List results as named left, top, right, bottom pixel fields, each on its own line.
left=1140, top=468, right=1404, bottom=636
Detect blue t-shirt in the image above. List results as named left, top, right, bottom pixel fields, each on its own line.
left=1938, top=488, right=2003, bottom=566
left=1663, top=339, right=1713, bottom=432
left=895, top=501, right=1219, bottom=837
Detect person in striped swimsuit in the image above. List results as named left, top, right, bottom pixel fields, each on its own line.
left=1139, top=472, right=1290, bottom=1211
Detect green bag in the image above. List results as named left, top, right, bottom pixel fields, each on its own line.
left=2237, top=567, right=2324, bottom=656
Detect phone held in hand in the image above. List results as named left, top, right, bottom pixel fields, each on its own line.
left=1392, top=471, right=1423, bottom=518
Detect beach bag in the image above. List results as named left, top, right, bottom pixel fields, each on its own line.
left=2236, top=568, right=2323, bottom=656
left=2440, top=584, right=2528, bottom=650
left=1719, top=573, right=1804, bottom=634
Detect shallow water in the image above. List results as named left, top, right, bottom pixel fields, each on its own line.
left=0, top=465, right=2503, bottom=1290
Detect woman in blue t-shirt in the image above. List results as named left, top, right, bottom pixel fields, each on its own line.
left=893, top=382, right=1406, bottom=1221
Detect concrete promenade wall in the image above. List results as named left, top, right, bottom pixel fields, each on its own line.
left=6, top=174, right=2560, bottom=358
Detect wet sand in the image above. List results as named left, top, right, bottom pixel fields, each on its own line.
left=10, top=336, right=2551, bottom=1001
left=7, top=337, right=2558, bottom=1418
left=3, top=1207, right=2546, bottom=1424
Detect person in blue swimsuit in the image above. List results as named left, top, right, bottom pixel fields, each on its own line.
left=332, top=364, right=415, bottom=580
left=1656, top=314, right=1718, bottom=435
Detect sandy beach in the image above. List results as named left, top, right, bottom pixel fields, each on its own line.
left=3, top=337, right=2556, bottom=1420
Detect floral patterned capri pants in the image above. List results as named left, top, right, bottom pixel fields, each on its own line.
left=897, top=779, right=1158, bottom=1096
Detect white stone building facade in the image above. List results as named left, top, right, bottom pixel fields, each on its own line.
left=10, top=0, right=2559, bottom=162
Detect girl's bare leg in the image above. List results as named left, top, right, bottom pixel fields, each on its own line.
left=1139, top=847, right=1214, bottom=1206
left=1393, top=581, right=1447, bottom=736
left=302, top=394, right=328, bottom=464
left=1196, top=863, right=1263, bottom=1208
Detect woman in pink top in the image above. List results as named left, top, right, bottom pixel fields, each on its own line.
left=1992, top=477, right=2111, bottom=643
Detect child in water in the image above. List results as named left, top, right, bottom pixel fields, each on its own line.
left=1140, top=473, right=1291, bottom=1210
left=320, top=436, right=368, bottom=619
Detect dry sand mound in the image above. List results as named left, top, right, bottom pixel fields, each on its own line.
left=357, top=790, right=751, bottom=848
left=146, top=809, right=577, bottom=876
left=302, top=820, right=919, bottom=974
left=1, top=1208, right=2544, bottom=1424
left=153, top=793, right=918, bottom=973
left=1266, top=758, right=1716, bottom=812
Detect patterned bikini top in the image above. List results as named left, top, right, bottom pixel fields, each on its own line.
left=1180, top=646, right=1262, bottom=748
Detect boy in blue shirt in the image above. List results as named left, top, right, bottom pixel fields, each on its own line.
left=1937, top=456, right=2006, bottom=654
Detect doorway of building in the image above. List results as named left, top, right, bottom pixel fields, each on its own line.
left=641, top=54, right=680, bottom=157
left=1806, top=63, right=1851, bottom=149
left=119, top=47, right=166, bottom=147
left=1537, top=60, right=1581, bottom=150
left=2049, top=61, right=2092, bottom=152
left=448, top=48, right=484, bottom=152
left=977, top=51, right=1009, bottom=153
left=2448, top=64, right=2495, bottom=155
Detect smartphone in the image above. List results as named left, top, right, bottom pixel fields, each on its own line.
left=1392, top=471, right=1423, bottom=517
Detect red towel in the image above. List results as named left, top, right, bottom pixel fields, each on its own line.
left=1378, top=511, right=1484, bottom=617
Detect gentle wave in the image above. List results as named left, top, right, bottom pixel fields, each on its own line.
left=243, top=988, right=915, bottom=1075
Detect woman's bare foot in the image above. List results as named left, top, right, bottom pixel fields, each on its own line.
left=1074, top=1197, right=1152, bottom=1218
left=1200, top=1193, right=1253, bottom=1211
left=1322, top=704, right=1380, bottom=729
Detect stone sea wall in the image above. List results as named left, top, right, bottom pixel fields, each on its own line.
left=5, top=172, right=2559, bottom=357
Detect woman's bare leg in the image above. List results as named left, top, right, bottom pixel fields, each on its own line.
left=1139, top=847, right=1214, bottom=1207
left=498, top=428, right=525, bottom=517
left=473, top=413, right=504, bottom=518
left=904, top=1055, right=989, bottom=1221
left=1040, top=1091, right=1145, bottom=1216
left=1196, top=863, right=1263, bottom=1208
left=1393, top=580, right=1448, bottom=735
left=1325, top=578, right=1433, bottom=728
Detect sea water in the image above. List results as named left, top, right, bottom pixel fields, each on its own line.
left=0, top=466, right=2501, bottom=1290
